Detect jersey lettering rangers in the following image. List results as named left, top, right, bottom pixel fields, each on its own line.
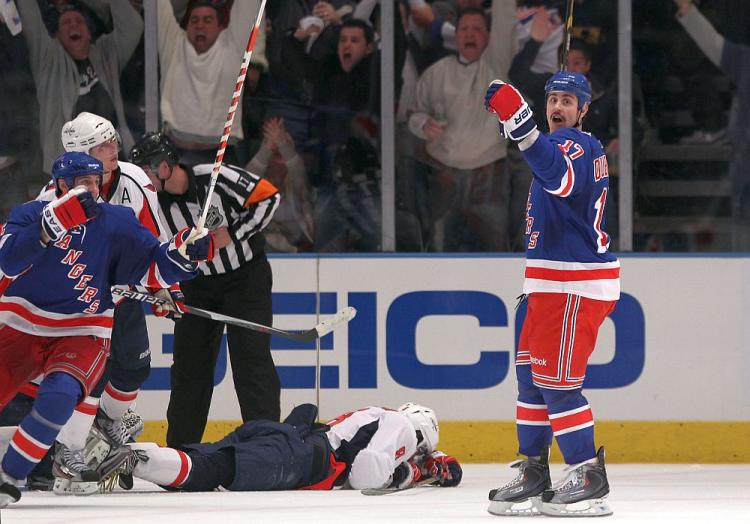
left=0, top=202, right=195, bottom=338
left=521, top=127, right=620, bottom=301
left=38, top=161, right=169, bottom=291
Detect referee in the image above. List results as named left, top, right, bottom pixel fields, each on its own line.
left=129, top=132, right=281, bottom=447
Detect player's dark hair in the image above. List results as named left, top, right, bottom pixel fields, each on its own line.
left=182, top=0, right=226, bottom=28
left=568, top=38, right=592, bottom=63
left=341, top=18, right=375, bottom=45
left=456, top=7, right=490, bottom=32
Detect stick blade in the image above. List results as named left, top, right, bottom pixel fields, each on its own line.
left=313, top=307, right=357, bottom=338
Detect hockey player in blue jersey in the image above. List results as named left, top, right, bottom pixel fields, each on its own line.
left=483, top=71, right=620, bottom=517
left=0, top=152, right=214, bottom=508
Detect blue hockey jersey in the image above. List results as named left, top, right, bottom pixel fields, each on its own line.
left=0, top=201, right=197, bottom=338
left=521, top=127, right=620, bottom=301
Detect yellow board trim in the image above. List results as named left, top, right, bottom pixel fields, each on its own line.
left=141, top=421, right=750, bottom=463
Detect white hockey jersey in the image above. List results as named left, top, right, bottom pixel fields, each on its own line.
left=325, top=407, right=418, bottom=490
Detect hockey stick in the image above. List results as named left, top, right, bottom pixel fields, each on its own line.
left=111, top=287, right=357, bottom=342
left=196, top=0, right=267, bottom=231
left=558, top=0, right=575, bottom=71
left=361, top=478, right=439, bottom=496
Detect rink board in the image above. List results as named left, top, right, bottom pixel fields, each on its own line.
left=136, top=255, right=750, bottom=462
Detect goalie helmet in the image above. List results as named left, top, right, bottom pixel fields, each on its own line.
left=61, top=112, right=120, bottom=153
left=398, top=403, right=439, bottom=454
left=129, top=132, right=179, bottom=169
left=544, top=70, right=592, bottom=109
left=51, top=152, right=103, bottom=196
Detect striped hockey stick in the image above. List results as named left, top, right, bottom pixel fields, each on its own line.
left=111, top=287, right=357, bottom=342
left=196, top=0, right=267, bottom=231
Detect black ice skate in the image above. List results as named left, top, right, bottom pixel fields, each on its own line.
left=93, top=409, right=144, bottom=490
left=52, top=441, right=102, bottom=496
left=94, top=408, right=144, bottom=446
left=539, top=446, right=612, bottom=517
left=487, top=445, right=551, bottom=516
left=97, top=446, right=147, bottom=492
left=0, top=468, right=22, bottom=508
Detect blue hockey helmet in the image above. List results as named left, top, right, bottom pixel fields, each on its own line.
left=544, top=71, right=592, bottom=109
left=51, top=151, right=103, bottom=196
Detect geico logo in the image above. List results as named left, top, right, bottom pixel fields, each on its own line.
left=142, top=291, right=645, bottom=391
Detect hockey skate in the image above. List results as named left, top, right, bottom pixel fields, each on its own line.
left=94, top=409, right=144, bottom=490
left=94, top=408, right=144, bottom=446
left=487, top=446, right=551, bottom=516
left=97, top=446, right=147, bottom=492
left=52, top=441, right=102, bottom=496
left=0, top=468, right=22, bottom=508
left=539, top=446, right=612, bottom=517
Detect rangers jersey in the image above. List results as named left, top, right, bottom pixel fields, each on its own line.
left=0, top=201, right=197, bottom=339
left=38, top=161, right=169, bottom=290
left=521, top=127, right=620, bottom=301
left=325, top=407, right=418, bottom=490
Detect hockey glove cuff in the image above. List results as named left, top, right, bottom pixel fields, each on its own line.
left=167, top=227, right=215, bottom=270
left=151, top=284, right=186, bottom=319
left=389, top=461, right=421, bottom=489
left=484, top=80, right=537, bottom=141
left=421, top=451, right=463, bottom=487
left=41, top=186, right=100, bottom=242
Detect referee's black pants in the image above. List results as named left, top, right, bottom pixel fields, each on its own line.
left=166, top=254, right=281, bottom=447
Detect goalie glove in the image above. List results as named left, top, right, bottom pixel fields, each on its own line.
left=484, top=80, right=537, bottom=141
left=388, top=461, right=422, bottom=489
left=420, top=451, right=462, bottom=487
left=41, top=186, right=100, bottom=242
left=151, top=284, right=186, bottom=319
left=167, top=227, right=215, bottom=270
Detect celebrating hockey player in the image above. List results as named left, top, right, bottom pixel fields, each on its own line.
left=483, top=72, right=620, bottom=517
left=43, top=112, right=174, bottom=494
left=0, top=152, right=214, bottom=508
left=110, top=403, right=461, bottom=493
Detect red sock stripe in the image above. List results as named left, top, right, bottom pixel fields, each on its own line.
left=549, top=406, right=593, bottom=435
left=104, top=383, right=139, bottom=402
left=75, top=399, right=99, bottom=416
left=516, top=403, right=549, bottom=423
left=11, top=427, right=50, bottom=461
left=19, top=383, right=39, bottom=398
left=169, top=450, right=191, bottom=487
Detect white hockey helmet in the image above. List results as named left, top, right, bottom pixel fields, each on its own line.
left=398, top=402, right=439, bottom=454
left=61, top=112, right=120, bottom=153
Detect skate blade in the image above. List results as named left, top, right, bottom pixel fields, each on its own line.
left=539, top=497, right=613, bottom=517
left=488, top=497, right=543, bottom=516
left=52, top=477, right=100, bottom=496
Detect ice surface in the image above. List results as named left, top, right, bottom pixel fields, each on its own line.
left=2, top=464, right=749, bottom=523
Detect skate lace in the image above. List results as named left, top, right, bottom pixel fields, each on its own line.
left=62, top=447, right=90, bottom=474
left=498, top=460, right=530, bottom=491
left=104, top=418, right=132, bottom=445
left=551, top=464, right=585, bottom=493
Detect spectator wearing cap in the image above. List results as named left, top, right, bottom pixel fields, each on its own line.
left=158, top=0, right=267, bottom=166
left=16, top=0, right=142, bottom=172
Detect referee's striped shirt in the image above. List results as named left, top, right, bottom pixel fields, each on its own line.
left=156, top=163, right=280, bottom=276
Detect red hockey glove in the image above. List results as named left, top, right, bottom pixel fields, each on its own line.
left=421, top=451, right=463, bottom=487
left=484, top=80, right=537, bottom=141
left=41, top=186, right=100, bottom=242
left=389, top=461, right=422, bottom=489
left=167, top=227, right=215, bottom=269
left=150, top=284, right=186, bottom=319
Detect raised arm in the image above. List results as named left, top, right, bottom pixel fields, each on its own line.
left=15, top=0, right=54, bottom=73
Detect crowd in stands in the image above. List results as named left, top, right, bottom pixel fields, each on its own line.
left=0, top=0, right=745, bottom=252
